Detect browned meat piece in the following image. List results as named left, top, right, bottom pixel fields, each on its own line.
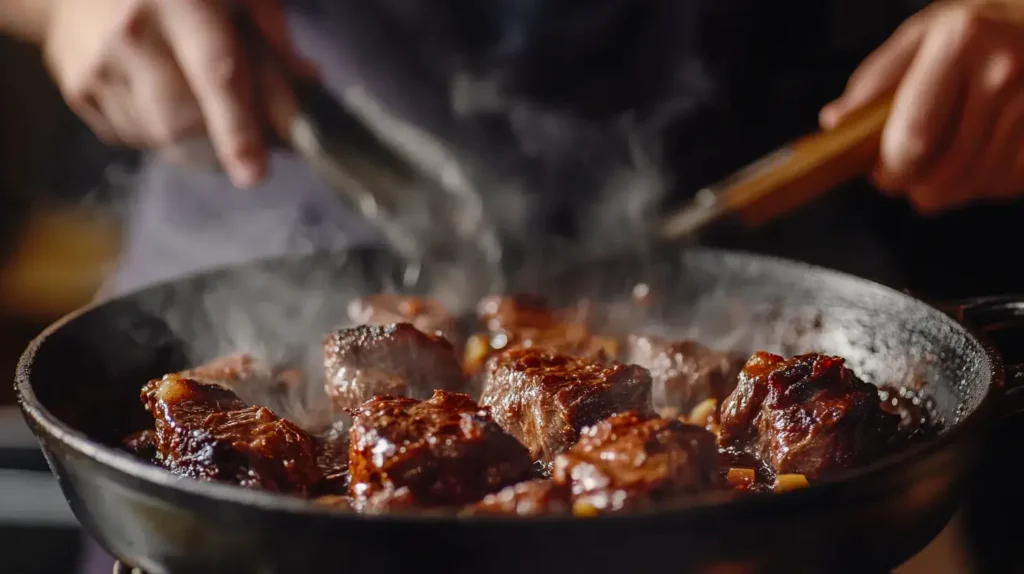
left=324, top=323, right=465, bottom=410
left=624, top=335, right=744, bottom=415
left=552, top=411, right=720, bottom=514
left=462, top=480, right=571, bottom=517
left=347, top=294, right=462, bottom=348
left=347, top=390, right=533, bottom=506
left=464, top=295, right=619, bottom=375
left=480, top=348, right=653, bottom=463
left=718, top=352, right=900, bottom=480
left=122, top=429, right=157, bottom=461
left=141, top=374, right=321, bottom=493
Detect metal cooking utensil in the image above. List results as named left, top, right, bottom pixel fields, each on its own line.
left=283, top=73, right=505, bottom=292
left=658, top=97, right=893, bottom=243
left=242, top=18, right=505, bottom=291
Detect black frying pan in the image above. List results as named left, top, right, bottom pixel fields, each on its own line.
left=14, top=247, right=1024, bottom=573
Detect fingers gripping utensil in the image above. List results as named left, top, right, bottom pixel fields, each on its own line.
left=658, top=97, right=893, bottom=243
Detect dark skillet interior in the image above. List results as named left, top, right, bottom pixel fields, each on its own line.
left=15, top=246, right=997, bottom=572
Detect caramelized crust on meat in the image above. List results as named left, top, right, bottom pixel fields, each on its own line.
left=347, top=390, right=533, bottom=506
left=462, top=480, right=571, bottom=517
left=552, top=411, right=720, bottom=514
left=141, top=375, right=321, bottom=493
left=324, top=323, right=465, bottom=410
left=718, top=352, right=900, bottom=480
left=347, top=294, right=462, bottom=348
left=480, top=348, right=653, bottom=464
left=624, top=335, right=744, bottom=415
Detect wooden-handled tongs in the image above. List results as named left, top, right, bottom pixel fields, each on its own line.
left=658, top=97, right=894, bottom=242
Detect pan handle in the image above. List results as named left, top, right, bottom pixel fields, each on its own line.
left=921, top=294, right=1024, bottom=418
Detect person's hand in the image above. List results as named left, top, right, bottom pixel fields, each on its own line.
left=820, top=0, right=1024, bottom=214
left=44, top=0, right=312, bottom=188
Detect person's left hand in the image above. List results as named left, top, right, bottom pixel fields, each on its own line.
left=820, top=0, right=1024, bottom=214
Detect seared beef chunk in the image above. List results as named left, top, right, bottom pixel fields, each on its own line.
left=480, top=348, right=653, bottom=463
left=141, top=375, right=321, bottom=493
left=718, top=352, right=900, bottom=480
left=624, top=335, right=744, bottom=415
left=552, top=411, right=719, bottom=514
left=122, top=429, right=157, bottom=461
left=347, top=390, right=533, bottom=506
left=462, top=480, right=571, bottom=517
left=347, top=294, right=462, bottom=348
left=324, top=323, right=464, bottom=410
left=465, top=295, right=619, bottom=375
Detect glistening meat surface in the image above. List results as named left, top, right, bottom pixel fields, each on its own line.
left=480, top=347, right=653, bottom=464
left=552, top=410, right=720, bottom=514
left=323, top=323, right=465, bottom=409
left=141, top=374, right=322, bottom=494
left=718, top=352, right=900, bottom=480
left=347, top=390, right=534, bottom=507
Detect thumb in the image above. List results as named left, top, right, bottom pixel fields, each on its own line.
left=820, top=15, right=929, bottom=129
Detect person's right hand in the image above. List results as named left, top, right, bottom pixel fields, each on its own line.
left=44, top=0, right=312, bottom=188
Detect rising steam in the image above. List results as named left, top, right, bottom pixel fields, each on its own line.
left=100, top=3, right=740, bottom=429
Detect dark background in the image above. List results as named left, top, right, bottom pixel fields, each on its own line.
left=0, top=35, right=126, bottom=574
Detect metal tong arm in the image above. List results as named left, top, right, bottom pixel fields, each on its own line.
left=238, top=16, right=434, bottom=259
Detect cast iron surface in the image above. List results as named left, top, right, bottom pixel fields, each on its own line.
left=14, top=247, right=1013, bottom=574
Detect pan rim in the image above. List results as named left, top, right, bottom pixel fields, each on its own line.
left=13, top=246, right=999, bottom=526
